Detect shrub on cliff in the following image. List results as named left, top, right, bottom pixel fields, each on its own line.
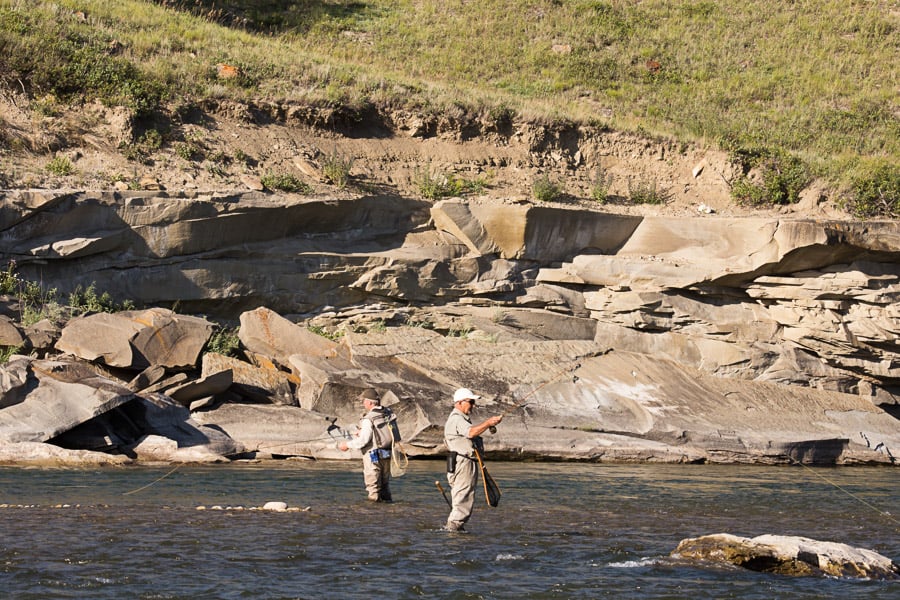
left=842, top=162, right=900, bottom=219
left=728, top=148, right=810, bottom=207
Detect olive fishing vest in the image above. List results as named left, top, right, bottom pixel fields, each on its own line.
left=366, top=406, right=400, bottom=450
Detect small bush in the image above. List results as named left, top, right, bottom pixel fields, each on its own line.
left=205, top=326, right=241, bottom=357
left=308, top=325, right=344, bottom=341
left=174, top=141, right=202, bottom=162
left=842, top=162, right=900, bottom=219
left=46, top=155, right=74, bottom=176
left=69, top=283, right=133, bottom=314
left=1, top=262, right=56, bottom=320
left=0, top=260, right=20, bottom=295
left=729, top=148, right=810, bottom=206
left=1, top=344, right=23, bottom=363
left=415, top=167, right=467, bottom=199
left=591, top=165, right=615, bottom=203
left=532, top=175, right=562, bottom=202
left=627, top=171, right=670, bottom=205
left=322, top=147, right=354, bottom=188
left=123, top=129, right=164, bottom=163
left=260, top=172, right=313, bottom=194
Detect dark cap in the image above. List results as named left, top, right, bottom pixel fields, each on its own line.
left=358, top=388, right=381, bottom=404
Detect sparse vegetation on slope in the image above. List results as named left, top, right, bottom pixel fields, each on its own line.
left=0, top=0, right=897, bottom=214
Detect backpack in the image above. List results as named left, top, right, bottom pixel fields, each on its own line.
left=368, top=407, right=400, bottom=450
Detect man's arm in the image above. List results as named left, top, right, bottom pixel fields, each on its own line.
left=340, top=419, right=374, bottom=451
left=467, top=414, right=503, bottom=439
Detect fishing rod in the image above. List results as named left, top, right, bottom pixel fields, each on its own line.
left=486, top=356, right=593, bottom=433
left=435, top=481, right=452, bottom=507
left=248, top=417, right=354, bottom=453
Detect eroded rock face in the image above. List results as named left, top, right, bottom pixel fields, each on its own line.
left=673, top=533, right=900, bottom=579
left=1, top=192, right=899, bottom=464
left=2, top=192, right=897, bottom=414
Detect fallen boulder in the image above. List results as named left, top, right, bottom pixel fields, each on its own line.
left=55, top=307, right=212, bottom=370
left=239, top=306, right=339, bottom=372
left=673, top=533, right=900, bottom=579
left=202, top=351, right=299, bottom=405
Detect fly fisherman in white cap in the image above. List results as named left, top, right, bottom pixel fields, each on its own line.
left=443, top=387, right=503, bottom=532
left=340, top=388, right=400, bottom=502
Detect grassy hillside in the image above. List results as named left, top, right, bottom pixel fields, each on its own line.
left=0, top=0, right=897, bottom=214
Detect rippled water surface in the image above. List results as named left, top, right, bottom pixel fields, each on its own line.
left=1, top=461, right=897, bottom=599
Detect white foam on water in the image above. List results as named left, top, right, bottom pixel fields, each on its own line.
left=607, top=557, right=659, bottom=569
left=495, top=553, right=525, bottom=561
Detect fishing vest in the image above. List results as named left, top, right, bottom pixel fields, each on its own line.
left=366, top=406, right=400, bottom=450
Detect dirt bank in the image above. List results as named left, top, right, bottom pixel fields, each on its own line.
left=0, top=94, right=849, bottom=220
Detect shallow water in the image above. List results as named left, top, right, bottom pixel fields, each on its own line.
left=1, top=461, right=897, bottom=599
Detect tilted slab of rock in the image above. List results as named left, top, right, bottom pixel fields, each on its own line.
left=0, top=315, right=24, bottom=346
left=22, top=318, right=59, bottom=354
left=167, top=369, right=234, bottom=405
left=127, top=365, right=168, bottom=392
left=55, top=307, right=212, bottom=370
left=239, top=306, right=338, bottom=371
left=673, top=533, right=899, bottom=579
left=0, top=357, right=135, bottom=442
left=0, top=354, right=29, bottom=410
left=0, top=355, right=243, bottom=461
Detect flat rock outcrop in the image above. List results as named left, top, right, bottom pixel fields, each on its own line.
left=673, top=533, right=900, bottom=579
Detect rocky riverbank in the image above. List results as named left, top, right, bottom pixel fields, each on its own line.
left=1, top=190, right=898, bottom=466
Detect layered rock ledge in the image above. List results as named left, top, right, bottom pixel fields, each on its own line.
left=1, top=190, right=898, bottom=465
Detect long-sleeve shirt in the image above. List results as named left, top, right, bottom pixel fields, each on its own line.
left=344, top=418, right=374, bottom=451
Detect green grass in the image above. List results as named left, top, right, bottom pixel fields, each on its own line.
left=0, top=0, right=897, bottom=211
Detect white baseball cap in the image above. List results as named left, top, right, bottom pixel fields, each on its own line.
left=453, top=388, right=481, bottom=403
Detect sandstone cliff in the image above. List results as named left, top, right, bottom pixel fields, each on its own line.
left=1, top=190, right=898, bottom=465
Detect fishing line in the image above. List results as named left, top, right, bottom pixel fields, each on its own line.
left=495, top=349, right=610, bottom=418
left=487, top=358, right=589, bottom=433
left=121, top=423, right=350, bottom=495
left=785, top=453, right=900, bottom=529
left=122, top=464, right=183, bottom=496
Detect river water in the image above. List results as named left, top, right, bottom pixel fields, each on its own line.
left=0, top=461, right=897, bottom=599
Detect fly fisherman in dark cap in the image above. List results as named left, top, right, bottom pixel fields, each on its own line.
left=443, top=387, right=503, bottom=532
left=340, top=388, right=400, bottom=502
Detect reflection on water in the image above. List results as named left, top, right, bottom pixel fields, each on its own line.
left=0, top=462, right=897, bottom=599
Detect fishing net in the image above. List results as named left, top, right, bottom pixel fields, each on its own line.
left=474, top=449, right=501, bottom=507
left=482, top=465, right=502, bottom=507
left=391, top=441, right=409, bottom=476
